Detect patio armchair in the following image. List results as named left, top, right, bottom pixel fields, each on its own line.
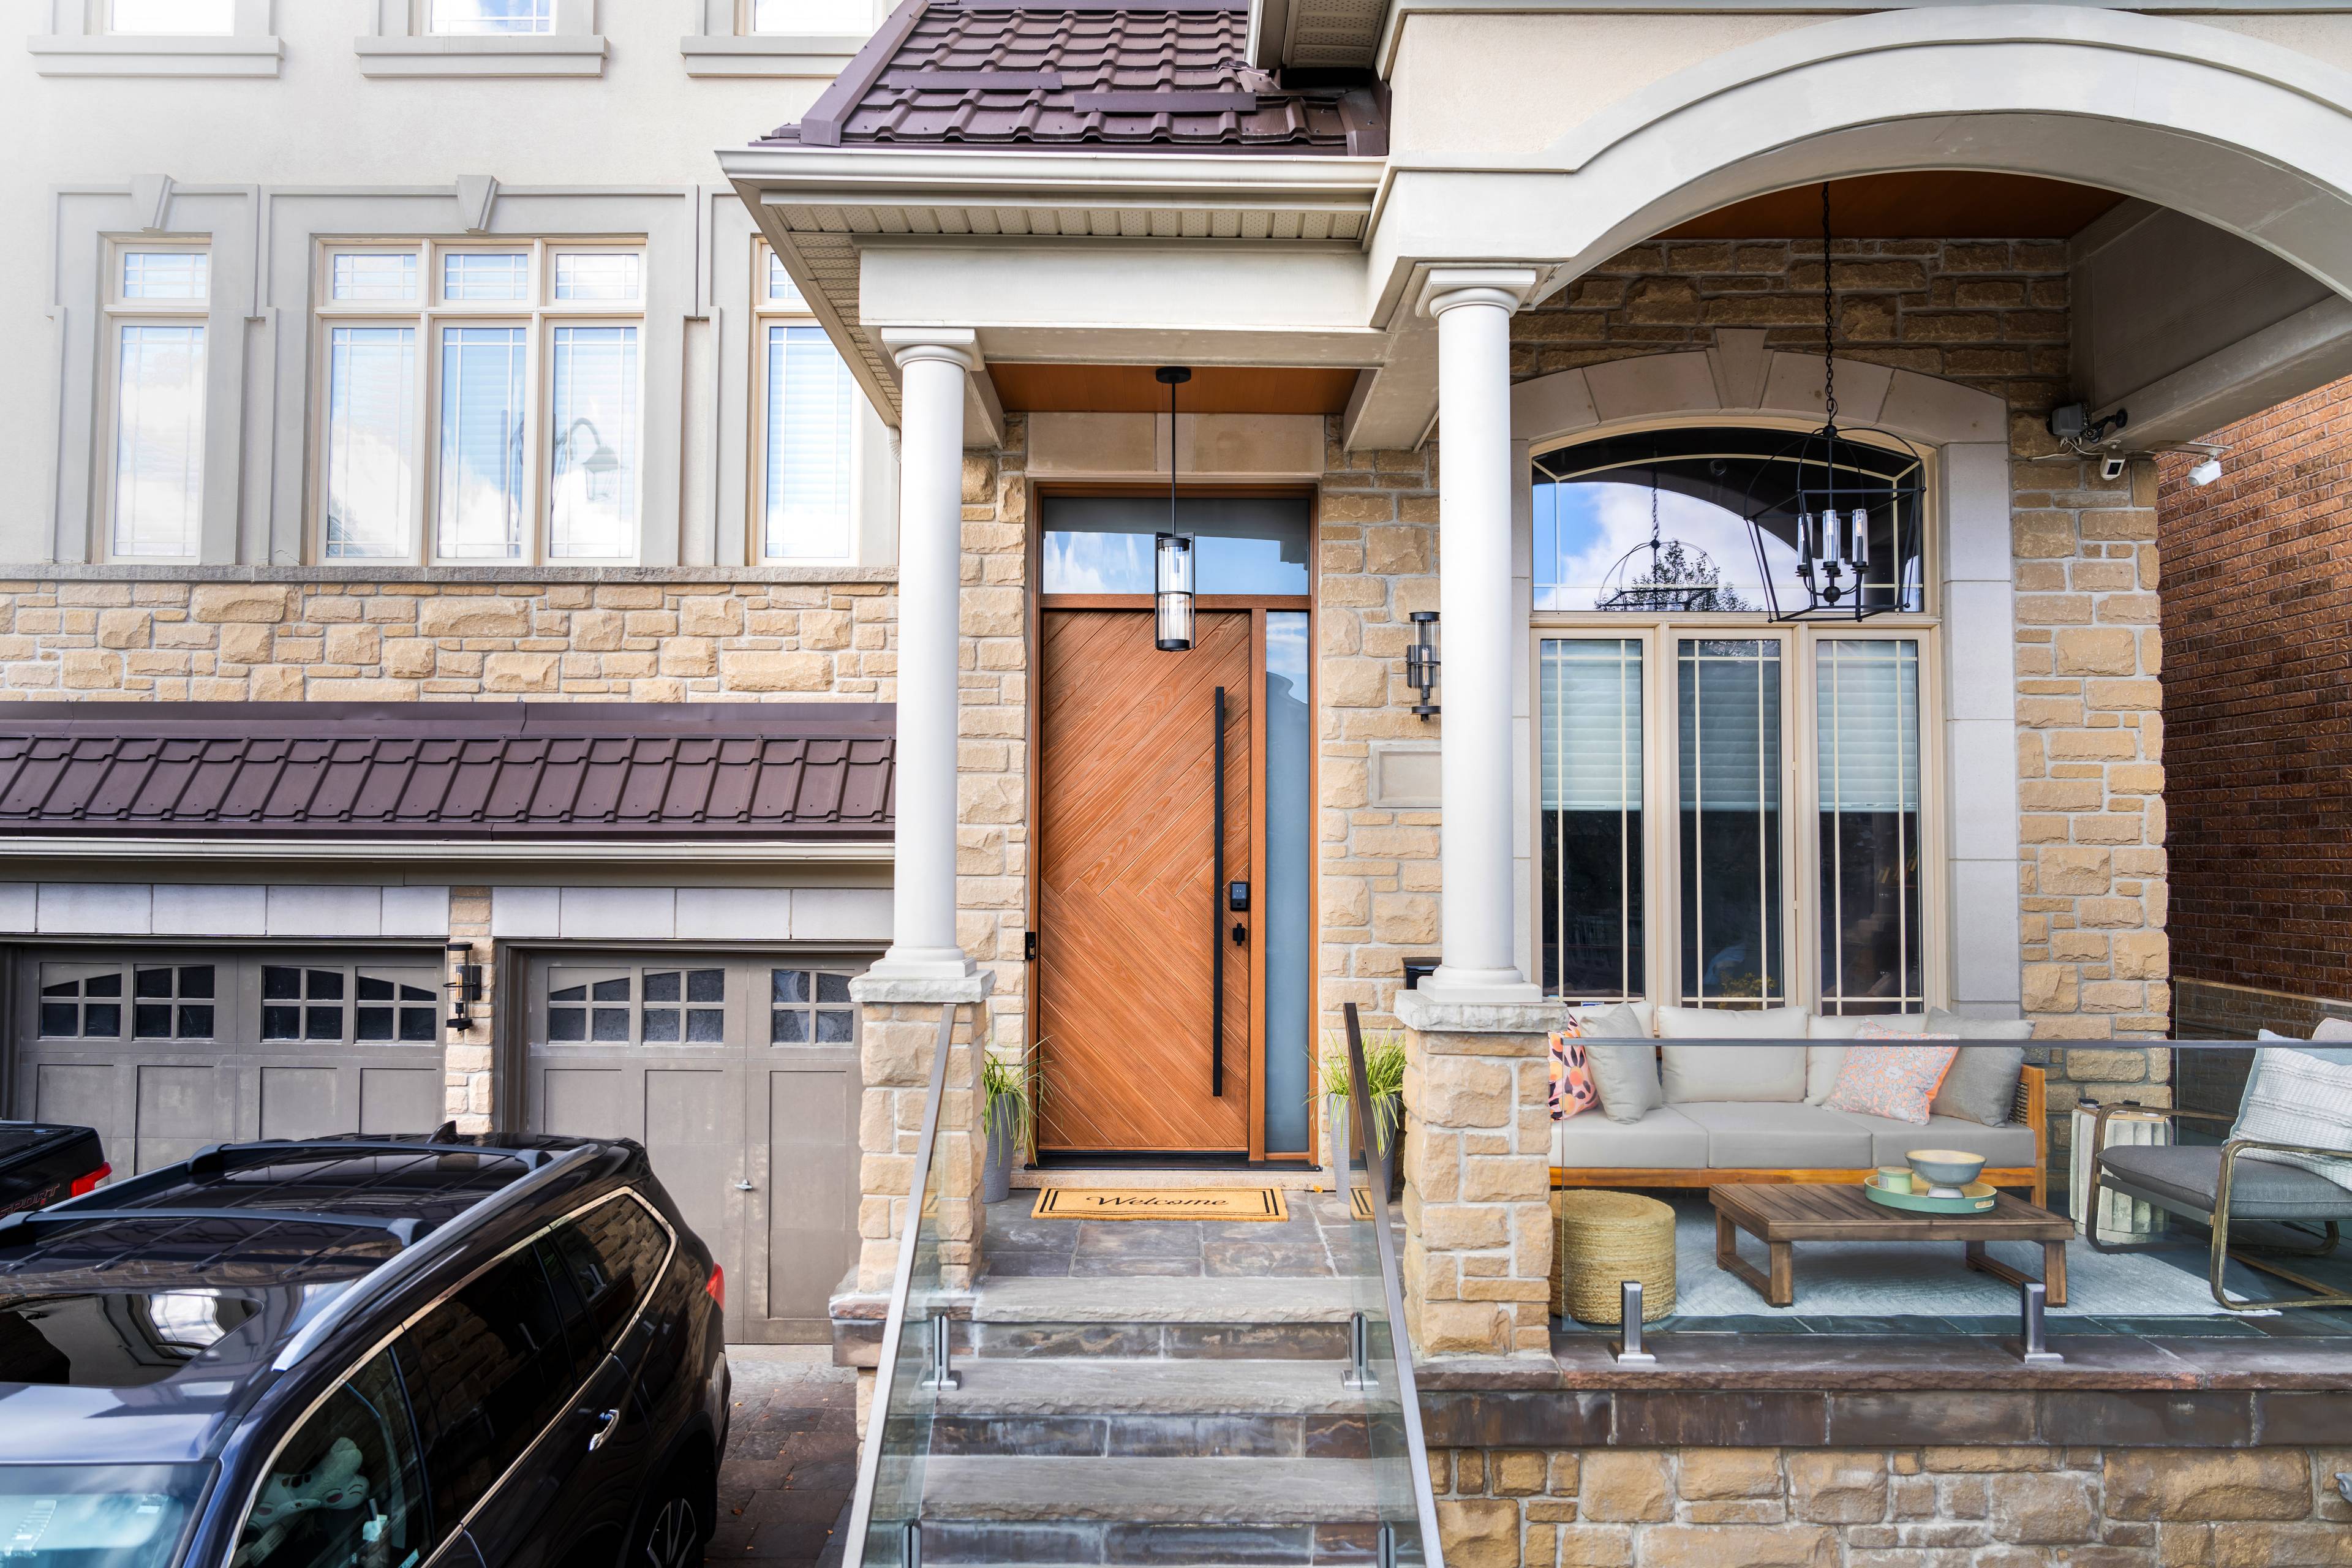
left=2088, top=1102, right=2352, bottom=1312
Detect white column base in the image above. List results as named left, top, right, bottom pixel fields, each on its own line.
left=1408, top=971, right=1547, bottom=1012
left=850, top=967, right=995, bottom=1006
left=862, top=946, right=981, bottom=985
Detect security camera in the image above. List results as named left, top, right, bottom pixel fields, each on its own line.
left=2099, top=455, right=2128, bottom=482
left=2188, top=456, right=2223, bottom=488
left=2048, top=402, right=2130, bottom=453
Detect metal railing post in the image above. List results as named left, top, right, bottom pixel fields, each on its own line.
left=2018, top=1281, right=2062, bottom=1363
left=1612, top=1281, right=1656, bottom=1365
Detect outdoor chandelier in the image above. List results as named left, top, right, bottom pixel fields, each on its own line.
left=1742, top=183, right=1924, bottom=622
left=1596, top=472, right=1740, bottom=613
left=1154, top=366, right=1195, bottom=651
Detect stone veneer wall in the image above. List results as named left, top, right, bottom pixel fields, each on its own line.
left=1510, top=235, right=2171, bottom=1158
left=1434, top=1443, right=2352, bottom=1568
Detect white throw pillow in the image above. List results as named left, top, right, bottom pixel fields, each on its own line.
left=2235, top=1047, right=2352, bottom=1191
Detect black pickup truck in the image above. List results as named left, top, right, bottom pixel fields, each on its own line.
left=0, top=1123, right=107, bottom=1218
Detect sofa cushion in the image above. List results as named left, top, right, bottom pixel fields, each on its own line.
left=1573, top=1003, right=1651, bottom=1039
left=1656, top=1005, right=1809, bottom=1039
left=1676, top=1102, right=1875, bottom=1169
left=1552, top=1106, right=1709, bottom=1169
left=1825, top=1110, right=2039, bottom=1169
left=1574, top=1000, right=1656, bottom=1036
left=2101, top=1144, right=2352, bottom=1223
left=1660, top=1044, right=1808, bottom=1104
left=1804, top=1013, right=1925, bottom=1103
left=1586, top=1044, right=1662, bottom=1124
left=1931, top=1046, right=2026, bottom=1127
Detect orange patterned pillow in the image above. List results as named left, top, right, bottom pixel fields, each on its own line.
left=1823, top=1029, right=1959, bottom=1125
left=1549, top=1022, right=1599, bottom=1120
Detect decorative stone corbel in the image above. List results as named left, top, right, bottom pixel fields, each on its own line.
left=454, top=175, right=499, bottom=235
left=129, top=174, right=175, bottom=233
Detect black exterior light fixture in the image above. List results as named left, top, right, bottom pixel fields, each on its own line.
left=1407, top=611, right=1440, bottom=719
left=1154, top=365, right=1196, bottom=651
left=1743, top=183, right=1924, bottom=622
left=445, top=941, right=484, bottom=1033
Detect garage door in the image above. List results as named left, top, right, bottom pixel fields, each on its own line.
left=522, top=952, right=862, bottom=1344
left=11, top=949, right=448, bottom=1175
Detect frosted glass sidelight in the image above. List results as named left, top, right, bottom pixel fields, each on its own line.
left=549, top=325, right=639, bottom=559
left=435, top=326, right=527, bottom=559
left=325, top=327, right=417, bottom=560
left=429, top=0, right=552, bottom=32
left=763, top=325, right=854, bottom=559
left=112, top=325, right=206, bottom=559
left=1540, top=639, right=1646, bottom=1001
left=1678, top=639, right=1784, bottom=1008
left=1262, top=611, right=1314, bottom=1154
left=554, top=254, right=641, bottom=302
left=331, top=253, right=418, bottom=303
left=121, top=252, right=208, bottom=301
left=1816, top=639, right=1922, bottom=1015
left=440, top=252, right=529, bottom=302
left=111, top=0, right=235, bottom=32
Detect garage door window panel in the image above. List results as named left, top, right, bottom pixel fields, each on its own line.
left=40, top=965, right=126, bottom=1040
left=770, top=968, right=854, bottom=1044
left=134, top=965, right=216, bottom=1042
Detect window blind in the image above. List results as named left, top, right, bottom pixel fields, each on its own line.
left=764, top=325, right=854, bottom=560
left=1817, top=641, right=1920, bottom=812
left=1540, top=640, right=1642, bottom=812
left=435, top=326, right=526, bottom=560
left=548, top=325, right=639, bottom=559
left=113, top=324, right=206, bottom=559
left=1677, top=641, right=1782, bottom=811
left=325, top=326, right=417, bottom=560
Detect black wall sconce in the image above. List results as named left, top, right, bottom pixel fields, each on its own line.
left=1408, top=611, right=1439, bottom=720
left=446, top=941, right=483, bottom=1033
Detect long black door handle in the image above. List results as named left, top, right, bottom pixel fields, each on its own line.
left=1212, top=684, right=1225, bottom=1099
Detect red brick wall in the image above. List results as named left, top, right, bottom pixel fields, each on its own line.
left=2157, top=372, right=2352, bottom=1007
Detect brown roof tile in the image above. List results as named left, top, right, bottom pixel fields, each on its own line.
left=0, top=703, right=892, bottom=841
left=764, top=0, right=1385, bottom=155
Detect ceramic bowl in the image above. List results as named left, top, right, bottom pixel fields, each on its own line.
left=1907, top=1149, right=1988, bottom=1189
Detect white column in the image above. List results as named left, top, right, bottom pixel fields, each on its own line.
left=870, top=328, right=978, bottom=981
left=1419, top=269, right=1541, bottom=1003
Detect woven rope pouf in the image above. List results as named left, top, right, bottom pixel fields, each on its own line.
left=1551, top=1189, right=1676, bottom=1324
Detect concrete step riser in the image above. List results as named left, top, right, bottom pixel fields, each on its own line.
left=904, top=1519, right=1409, bottom=1566
left=889, top=1412, right=1378, bottom=1460
left=955, top=1321, right=1356, bottom=1361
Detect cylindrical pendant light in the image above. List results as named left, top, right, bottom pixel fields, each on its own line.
left=1153, top=366, right=1194, bottom=651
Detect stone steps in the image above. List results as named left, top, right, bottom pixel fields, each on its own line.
left=971, top=1276, right=1362, bottom=1324
left=933, top=1357, right=1370, bottom=1417
left=915, top=1457, right=1382, bottom=1522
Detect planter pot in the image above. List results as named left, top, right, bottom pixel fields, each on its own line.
left=1327, top=1092, right=1407, bottom=1200
left=981, top=1098, right=1022, bottom=1205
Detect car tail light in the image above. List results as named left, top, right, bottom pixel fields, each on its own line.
left=705, top=1265, right=725, bottom=1310
left=69, top=1164, right=111, bottom=1198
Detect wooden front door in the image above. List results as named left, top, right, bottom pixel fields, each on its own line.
left=1037, top=608, right=1252, bottom=1154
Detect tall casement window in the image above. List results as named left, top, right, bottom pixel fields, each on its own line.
left=1532, top=426, right=1934, bottom=1014
left=313, top=239, right=644, bottom=565
left=109, top=0, right=235, bottom=31
left=107, top=244, right=211, bottom=561
left=429, top=0, right=552, bottom=31
left=755, top=247, right=858, bottom=562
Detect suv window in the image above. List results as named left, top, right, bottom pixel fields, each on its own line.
left=232, top=1349, right=431, bottom=1568
left=540, top=1195, right=671, bottom=1362
left=391, top=1245, right=576, bottom=1526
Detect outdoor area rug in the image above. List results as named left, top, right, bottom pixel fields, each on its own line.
left=1030, top=1186, right=1290, bottom=1221
left=1662, top=1197, right=2260, bottom=1317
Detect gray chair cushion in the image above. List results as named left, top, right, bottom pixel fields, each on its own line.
left=1930, top=1046, right=2026, bottom=1128
left=1677, top=1102, right=1875, bottom=1169
left=1585, top=1043, right=1663, bottom=1124
left=1660, top=1044, right=1809, bottom=1104
left=2100, top=1144, right=2352, bottom=1222
left=1553, top=1106, right=1708, bottom=1169
left=1827, top=1110, right=2039, bottom=1169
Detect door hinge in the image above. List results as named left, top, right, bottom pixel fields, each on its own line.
left=1024, top=931, right=1039, bottom=962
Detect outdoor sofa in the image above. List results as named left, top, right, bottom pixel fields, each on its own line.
left=1550, top=1003, right=2046, bottom=1206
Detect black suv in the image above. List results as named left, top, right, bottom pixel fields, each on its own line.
left=0, top=1133, right=729, bottom=1568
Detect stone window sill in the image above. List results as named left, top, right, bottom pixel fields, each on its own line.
left=680, top=33, right=866, bottom=77
left=355, top=34, right=606, bottom=78
left=29, top=33, right=284, bottom=78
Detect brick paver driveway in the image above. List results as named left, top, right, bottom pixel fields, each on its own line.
left=709, top=1345, right=858, bottom=1567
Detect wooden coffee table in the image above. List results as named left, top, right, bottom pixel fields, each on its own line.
left=1709, top=1183, right=2071, bottom=1308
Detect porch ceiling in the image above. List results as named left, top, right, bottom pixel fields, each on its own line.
left=991, top=363, right=1360, bottom=413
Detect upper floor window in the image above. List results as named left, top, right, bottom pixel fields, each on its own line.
left=314, top=238, right=644, bottom=565
left=107, top=242, right=210, bottom=562
left=756, top=246, right=858, bottom=563
left=108, top=0, right=235, bottom=32
left=1533, top=426, right=1924, bottom=616
left=747, top=0, right=872, bottom=32
left=429, top=0, right=552, bottom=32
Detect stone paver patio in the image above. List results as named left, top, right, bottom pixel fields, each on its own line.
left=709, top=1345, right=858, bottom=1568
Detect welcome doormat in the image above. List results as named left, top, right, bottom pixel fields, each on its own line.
left=1031, top=1186, right=1290, bottom=1221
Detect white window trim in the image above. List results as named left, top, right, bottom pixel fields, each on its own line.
left=680, top=0, right=871, bottom=77
left=29, top=0, right=281, bottom=77
left=356, top=0, right=605, bottom=77
left=101, top=239, right=214, bottom=567
left=1528, top=616, right=1947, bottom=1018
left=750, top=241, right=863, bottom=568
left=311, top=238, right=649, bottom=568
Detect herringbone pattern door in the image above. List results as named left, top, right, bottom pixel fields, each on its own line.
left=1036, top=609, right=1251, bottom=1153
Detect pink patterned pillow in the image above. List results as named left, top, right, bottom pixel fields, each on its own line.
left=1823, top=1029, right=1959, bottom=1124
left=1548, top=1024, right=1599, bottom=1120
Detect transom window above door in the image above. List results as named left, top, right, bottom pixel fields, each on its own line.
left=1533, top=426, right=1924, bottom=616
left=313, top=239, right=644, bottom=567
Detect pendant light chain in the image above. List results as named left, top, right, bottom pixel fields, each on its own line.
left=1820, top=181, right=1838, bottom=429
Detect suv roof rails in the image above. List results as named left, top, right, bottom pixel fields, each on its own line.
left=270, top=1142, right=601, bottom=1371
left=185, top=1138, right=557, bottom=1181
left=0, top=1208, right=423, bottom=1246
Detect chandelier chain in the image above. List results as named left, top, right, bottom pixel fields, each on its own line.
left=1820, top=181, right=1838, bottom=428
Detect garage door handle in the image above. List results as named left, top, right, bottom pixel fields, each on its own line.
left=734, top=1180, right=755, bottom=1191
left=586, top=1408, right=621, bottom=1452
